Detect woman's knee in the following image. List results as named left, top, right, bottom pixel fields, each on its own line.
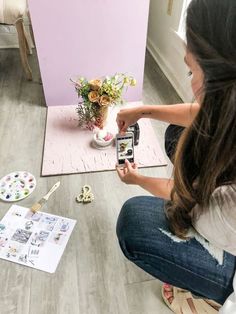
left=116, top=196, right=146, bottom=260
left=116, top=196, right=165, bottom=260
left=116, top=196, right=143, bottom=240
left=116, top=196, right=165, bottom=238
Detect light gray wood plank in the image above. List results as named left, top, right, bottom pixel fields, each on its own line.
left=125, top=280, right=173, bottom=314
left=0, top=265, right=31, bottom=314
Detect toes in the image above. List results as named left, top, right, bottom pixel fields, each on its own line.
left=164, top=291, right=172, bottom=299
left=168, top=296, right=174, bottom=304
left=163, top=284, right=174, bottom=305
left=163, top=283, right=172, bottom=292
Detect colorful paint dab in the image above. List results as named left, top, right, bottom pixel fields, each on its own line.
left=0, top=172, right=36, bottom=202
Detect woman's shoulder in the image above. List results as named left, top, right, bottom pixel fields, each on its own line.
left=193, top=184, right=236, bottom=255
left=212, top=184, right=236, bottom=194
left=211, top=184, right=236, bottom=209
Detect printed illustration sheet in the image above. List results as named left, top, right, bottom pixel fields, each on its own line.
left=0, top=205, right=76, bottom=273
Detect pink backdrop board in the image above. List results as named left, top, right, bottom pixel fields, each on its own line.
left=28, top=0, right=150, bottom=106
left=42, top=102, right=167, bottom=176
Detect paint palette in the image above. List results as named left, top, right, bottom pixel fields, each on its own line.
left=0, top=171, right=36, bottom=202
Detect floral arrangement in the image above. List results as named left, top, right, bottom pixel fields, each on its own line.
left=71, top=73, right=136, bottom=130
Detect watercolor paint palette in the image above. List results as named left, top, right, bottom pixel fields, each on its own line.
left=0, top=172, right=36, bottom=202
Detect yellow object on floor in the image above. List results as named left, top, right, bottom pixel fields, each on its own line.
left=76, top=185, right=94, bottom=204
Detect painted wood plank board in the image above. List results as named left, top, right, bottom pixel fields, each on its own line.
left=42, top=102, right=167, bottom=176
left=28, top=0, right=150, bottom=106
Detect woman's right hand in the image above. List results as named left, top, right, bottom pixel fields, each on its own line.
left=116, top=107, right=141, bottom=134
left=116, top=159, right=140, bottom=185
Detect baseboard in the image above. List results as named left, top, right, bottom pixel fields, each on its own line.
left=147, top=37, right=193, bottom=103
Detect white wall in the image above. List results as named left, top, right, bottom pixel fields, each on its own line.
left=147, top=0, right=193, bottom=102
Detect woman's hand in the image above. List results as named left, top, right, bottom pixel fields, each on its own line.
left=116, top=159, right=174, bottom=199
left=116, top=107, right=141, bottom=134
left=116, top=159, right=141, bottom=185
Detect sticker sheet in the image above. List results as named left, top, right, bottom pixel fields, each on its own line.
left=0, top=205, right=76, bottom=273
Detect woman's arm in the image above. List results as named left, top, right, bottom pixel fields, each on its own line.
left=116, top=160, right=174, bottom=200
left=134, top=176, right=173, bottom=200
left=139, top=103, right=200, bottom=127
left=117, top=103, right=200, bottom=133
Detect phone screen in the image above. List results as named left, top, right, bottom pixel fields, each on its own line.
left=117, top=134, right=134, bottom=165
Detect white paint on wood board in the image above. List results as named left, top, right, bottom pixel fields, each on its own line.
left=42, top=102, right=167, bottom=176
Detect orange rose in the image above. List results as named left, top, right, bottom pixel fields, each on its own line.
left=89, top=79, right=102, bottom=91
left=88, top=91, right=100, bottom=103
left=99, top=95, right=111, bottom=107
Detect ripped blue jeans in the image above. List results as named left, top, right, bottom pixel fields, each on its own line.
left=116, top=196, right=236, bottom=304
left=116, top=125, right=236, bottom=305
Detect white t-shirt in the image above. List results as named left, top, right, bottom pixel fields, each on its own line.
left=192, top=185, right=236, bottom=313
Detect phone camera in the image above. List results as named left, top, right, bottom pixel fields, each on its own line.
left=127, top=123, right=140, bottom=146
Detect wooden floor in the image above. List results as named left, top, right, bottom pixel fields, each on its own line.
left=0, top=48, right=181, bottom=314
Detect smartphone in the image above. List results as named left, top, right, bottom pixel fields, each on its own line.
left=127, top=122, right=140, bottom=146
left=116, top=132, right=134, bottom=166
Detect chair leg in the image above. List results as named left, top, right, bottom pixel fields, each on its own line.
left=15, top=19, right=32, bottom=81
left=27, top=11, right=36, bottom=48
left=23, top=25, right=33, bottom=55
left=22, top=15, right=33, bottom=55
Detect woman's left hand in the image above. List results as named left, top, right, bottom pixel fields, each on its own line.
left=116, top=159, right=140, bottom=185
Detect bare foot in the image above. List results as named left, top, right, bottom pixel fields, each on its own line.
left=163, top=284, right=221, bottom=312
left=163, top=283, right=174, bottom=305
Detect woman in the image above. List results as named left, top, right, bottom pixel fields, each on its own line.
left=115, top=0, right=236, bottom=313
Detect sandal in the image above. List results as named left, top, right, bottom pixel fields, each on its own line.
left=162, top=284, right=220, bottom=314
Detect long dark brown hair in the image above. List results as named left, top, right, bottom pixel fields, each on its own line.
left=166, top=0, right=236, bottom=238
